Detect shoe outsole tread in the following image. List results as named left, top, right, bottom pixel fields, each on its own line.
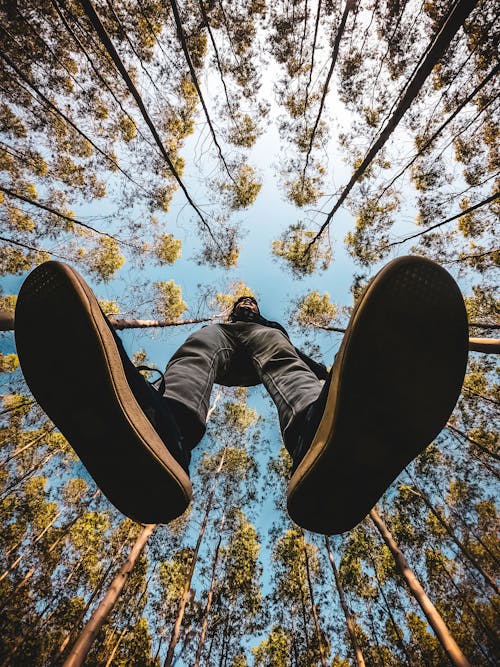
left=15, top=261, right=192, bottom=524
left=287, top=256, right=469, bottom=535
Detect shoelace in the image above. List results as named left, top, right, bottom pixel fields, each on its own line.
left=135, top=365, right=166, bottom=395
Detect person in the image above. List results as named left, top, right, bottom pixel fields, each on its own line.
left=14, top=256, right=469, bottom=534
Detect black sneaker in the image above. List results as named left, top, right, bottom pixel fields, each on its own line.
left=15, top=261, right=192, bottom=524
left=287, top=256, right=469, bottom=535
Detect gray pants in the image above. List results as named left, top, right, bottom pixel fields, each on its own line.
left=162, top=322, right=323, bottom=448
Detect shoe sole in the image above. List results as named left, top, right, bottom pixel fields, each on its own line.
left=287, top=256, right=468, bottom=534
left=15, top=261, right=192, bottom=524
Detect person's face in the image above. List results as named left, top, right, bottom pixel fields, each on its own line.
left=236, top=297, right=259, bottom=314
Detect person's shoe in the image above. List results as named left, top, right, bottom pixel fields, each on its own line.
left=15, top=261, right=192, bottom=524
left=286, top=256, right=469, bottom=535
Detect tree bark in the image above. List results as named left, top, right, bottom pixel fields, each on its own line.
left=193, top=513, right=225, bottom=667
left=103, top=627, right=127, bottom=667
left=0, top=508, right=61, bottom=581
left=301, top=0, right=353, bottom=180
left=164, top=450, right=226, bottom=667
left=1, top=427, right=56, bottom=467
left=468, top=338, right=500, bottom=354
left=446, top=423, right=500, bottom=462
left=301, top=531, right=327, bottom=667
left=62, top=523, right=156, bottom=667
left=324, top=536, right=366, bottom=667
left=404, top=478, right=499, bottom=595
left=370, top=507, right=471, bottom=667
left=2, top=313, right=216, bottom=332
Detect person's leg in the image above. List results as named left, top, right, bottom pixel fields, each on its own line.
left=286, top=256, right=469, bottom=535
left=234, top=322, right=324, bottom=441
left=160, top=324, right=237, bottom=446
left=14, top=261, right=192, bottom=524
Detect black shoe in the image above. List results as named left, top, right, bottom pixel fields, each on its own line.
left=287, top=256, right=469, bottom=535
left=15, top=261, right=192, bottom=524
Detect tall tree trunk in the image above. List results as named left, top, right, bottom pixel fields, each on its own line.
left=2, top=314, right=216, bottom=332
left=301, top=0, right=353, bottom=180
left=168, top=0, right=234, bottom=183
left=0, top=508, right=61, bottom=581
left=405, top=475, right=499, bottom=595
left=56, top=526, right=135, bottom=661
left=324, top=536, right=366, bottom=667
left=301, top=531, right=327, bottom=667
left=193, top=513, right=225, bottom=667
left=0, top=503, right=91, bottom=614
left=164, top=450, right=226, bottom=667
left=104, top=627, right=127, bottom=667
left=468, top=338, right=500, bottom=354
left=0, top=449, right=57, bottom=500
left=62, top=523, right=155, bottom=667
left=370, top=507, right=471, bottom=667
left=446, top=423, right=500, bottom=462
left=367, top=550, right=412, bottom=665
left=1, top=427, right=55, bottom=466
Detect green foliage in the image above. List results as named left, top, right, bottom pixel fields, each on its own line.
left=215, top=281, right=255, bottom=313
left=78, top=237, right=125, bottom=282
left=295, top=290, right=337, bottom=327
left=252, top=626, right=290, bottom=666
left=153, top=233, right=182, bottom=265
left=152, top=280, right=187, bottom=320
left=0, top=353, right=19, bottom=373
left=220, top=164, right=262, bottom=210
left=97, top=299, right=121, bottom=315
left=272, top=223, right=331, bottom=276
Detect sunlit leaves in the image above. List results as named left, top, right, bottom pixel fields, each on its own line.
left=272, top=223, right=331, bottom=276
left=152, top=280, right=187, bottom=320
left=295, top=290, right=337, bottom=327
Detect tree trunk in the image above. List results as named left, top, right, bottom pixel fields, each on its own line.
left=1, top=314, right=215, bottom=332
left=370, top=507, right=471, bottom=667
left=0, top=449, right=57, bottom=500
left=405, top=475, right=499, bottom=595
left=1, top=427, right=56, bottom=467
left=62, top=523, right=155, bottom=667
left=164, top=451, right=226, bottom=667
left=301, top=0, right=353, bottom=179
left=324, top=536, right=366, bottom=667
left=193, top=515, right=225, bottom=667
left=78, top=0, right=215, bottom=241
left=367, top=550, right=413, bottom=665
left=468, top=338, right=500, bottom=354
left=301, top=531, right=327, bottom=667
left=104, top=627, right=128, bottom=667
left=0, top=508, right=61, bottom=581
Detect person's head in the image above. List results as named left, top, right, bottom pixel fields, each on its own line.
left=229, top=295, right=260, bottom=322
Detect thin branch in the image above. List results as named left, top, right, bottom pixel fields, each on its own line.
left=301, top=0, right=354, bottom=181
left=168, top=0, right=236, bottom=185
left=0, top=235, right=71, bottom=262
left=303, top=0, right=322, bottom=113
left=49, top=0, right=161, bottom=156
left=387, top=191, right=500, bottom=247
left=0, top=187, right=142, bottom=250
left=0, top=47, right=152, bottom=197
left=377, top=62, right=500, bottom=202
